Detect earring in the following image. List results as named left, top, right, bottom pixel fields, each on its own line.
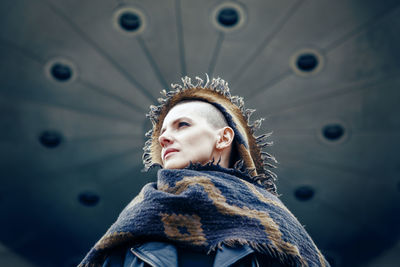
left=217, top=151, right=222, bottom=164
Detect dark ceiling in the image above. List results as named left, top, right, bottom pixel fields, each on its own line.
left=1, top=0, right=400, bottom=266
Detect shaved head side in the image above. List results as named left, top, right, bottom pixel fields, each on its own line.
left=175, top=100, right=228, bottom=129
left=159, top=100, right=235, bottom=169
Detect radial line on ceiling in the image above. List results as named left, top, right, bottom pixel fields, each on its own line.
left=277, top=176, right=370, bottom=232
left=240, top=1, right=400, bottom=102
left=175, top=0, right=187, bottom=76
left=277, top=128, right=400, bottom=136
left=280, top=151, right=379, bottom=181
left=317, top=197, right=379, bottom=240
left=101, top=165, right=139, bottom=185
left=324, top=1, right=400, bottom=52
left=42, top=146, right=141, bottom=178
left=42, top=0, right=157, bottom=103
left=0, top=39, right=45, bottom=65
left=208, top=32, right=225, bottom=77
left=246, top=69, right=292, bottom=100
left=67, top=134, right=143, bottom=143
left=229, top=0, right=304, bottom=83
left=79, top=79, right=146, bottom=114
left=137, top=37, right=169, bottom=90
left=0, top=39, right=145, bottom=116
left=352, top=129, right=400, bottom=135
left=0, top=90, right=139, bottom=125
left=263, top=71, right=400, bottom=116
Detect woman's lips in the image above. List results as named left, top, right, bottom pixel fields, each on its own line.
left=163, top=148, right=179, bottom=160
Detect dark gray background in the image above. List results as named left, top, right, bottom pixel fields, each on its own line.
left=0, top=0, right=399, bottom=266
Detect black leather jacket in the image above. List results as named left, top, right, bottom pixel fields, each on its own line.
left=103, top=241, right=283, bottom=267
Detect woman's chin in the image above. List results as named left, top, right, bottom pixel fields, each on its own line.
left=163, top=159, right=189, bottom=170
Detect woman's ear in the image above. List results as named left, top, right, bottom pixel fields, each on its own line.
left=216, top=127, right=235, bottom=150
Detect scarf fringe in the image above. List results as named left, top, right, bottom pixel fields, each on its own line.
left=179, top=160, right=279, bottom=195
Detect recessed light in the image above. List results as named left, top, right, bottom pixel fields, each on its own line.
left=113, top=7, right=146, bottom=36
left=317, top=121, right=349, bottom=145
left=212, top=2, right=246, bottom=32
left=290, top=48, right=324, bottom=76
left=78, top=191, right=100, bottom=207
left=39, top=130, right=63, bottom=148
left=51, top=63, right=72, bottom=81
left=45, top=58, right=77, bottom=83
left=294, top=185, right=315, bottom=201
left=297, top=53, right=318, bottom=72
left=217, top=7, right=239, bottom=27
left=119, top=11, right=141, bottom=32
left=322, top=124, right=345, bottom=141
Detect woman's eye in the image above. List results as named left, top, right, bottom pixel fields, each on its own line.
left=178, top=121, right=190, bottom=128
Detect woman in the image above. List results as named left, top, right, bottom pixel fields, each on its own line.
left=79, top=75, right=330, bottom=267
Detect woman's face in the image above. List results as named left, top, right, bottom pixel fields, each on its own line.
left=158, top=101, right=220, bottom=169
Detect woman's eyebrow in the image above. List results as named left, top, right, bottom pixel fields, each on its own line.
left=173, top=116, right=192, bottom=123
left=161, top=117, right=192, bottom=133
left=171, top=117, right=192, bottom=127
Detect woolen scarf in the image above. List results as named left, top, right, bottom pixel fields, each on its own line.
left=79, top=165, right=329, bottom=267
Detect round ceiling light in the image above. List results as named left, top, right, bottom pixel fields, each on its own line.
left=218, top=8, right=239, bottom=27
left=294, top=185, right=315, bottom=201
left=322, top=124, right=345, bottom=141
left=317, top=121, right=349, bottom=145
left=51, top=63, right=72, bottom=81
left=113, top=7, right=146, bottom=36
left=39, top=130, right=63, bottom=148
left=290, top=48, right=324, bottom=76
left=78, top=191, right=100, bottom=207
left=297, top=53, right=318, bottom=72
left=45, top=58, right=77, bottom=83
left=212, top=2, right=246, bottom=32
left=119, top=11, right=141, bottom=32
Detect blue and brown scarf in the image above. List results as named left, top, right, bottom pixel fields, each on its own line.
left=79, top=166, right=329, bottom=267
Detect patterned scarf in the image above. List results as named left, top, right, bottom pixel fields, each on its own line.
left=79, top=166, right=329, bottom=267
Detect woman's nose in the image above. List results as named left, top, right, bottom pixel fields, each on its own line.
left=158, top=132, right=173, bottom=147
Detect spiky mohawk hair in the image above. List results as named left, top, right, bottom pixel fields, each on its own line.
left=143, top=74, right=278, bottom=194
